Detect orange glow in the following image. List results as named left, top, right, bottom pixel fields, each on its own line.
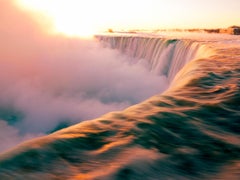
left=16, top=0, right=98, bottom=38
left=15, top=0, right=240, bottom=37
left=15, top=0, right=155, bottom=37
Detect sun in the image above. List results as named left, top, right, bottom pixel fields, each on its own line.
left=15, top=0, right=99, bottom=38
left=15, top=0, right=158, bottom=37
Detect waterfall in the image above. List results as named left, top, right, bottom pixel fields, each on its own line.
left=95, top=35, right=212, bottom=81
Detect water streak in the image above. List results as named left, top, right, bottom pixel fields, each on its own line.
left=96, top=35, right=213, bottom=81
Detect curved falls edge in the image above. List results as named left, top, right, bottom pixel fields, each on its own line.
left=0, top=36, right=239, bottom=180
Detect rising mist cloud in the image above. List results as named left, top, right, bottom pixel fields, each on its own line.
left=0, top=1, right=168, bottom=152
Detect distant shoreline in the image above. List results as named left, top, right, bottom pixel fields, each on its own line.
left=107, top=26, right=240, bottom=35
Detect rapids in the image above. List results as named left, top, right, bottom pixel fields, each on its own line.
left=0, top=33, right=239, bottom=179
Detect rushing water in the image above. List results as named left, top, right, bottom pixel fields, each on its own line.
left=0, top=33, right=239, bottom=179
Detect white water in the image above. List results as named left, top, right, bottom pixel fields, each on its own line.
left=1, top=33, right=239, bottom=179
left=96, top=36, right=212, bottom=81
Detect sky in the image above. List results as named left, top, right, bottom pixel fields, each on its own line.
left=14, top=0, right=240, bottom=37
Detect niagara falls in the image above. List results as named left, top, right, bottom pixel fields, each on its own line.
left=0, top=0, right=239, bottom=179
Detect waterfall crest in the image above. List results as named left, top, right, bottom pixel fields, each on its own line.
left=96, top=35, right=212, bottom=81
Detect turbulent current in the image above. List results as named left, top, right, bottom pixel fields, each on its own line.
left=0, top=2, right=239, bottom=179
left=0, top=32, right=239, bottom=179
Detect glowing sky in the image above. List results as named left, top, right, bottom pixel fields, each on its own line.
left=16, top=0, right=240, bottom=36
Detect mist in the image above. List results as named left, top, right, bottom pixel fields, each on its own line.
left=0, top=1, right=168, bottom=152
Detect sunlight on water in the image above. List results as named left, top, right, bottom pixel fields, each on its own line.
left=0, top=32, right=239, bottom=179
left=0, top=1, right=240, bottom=179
